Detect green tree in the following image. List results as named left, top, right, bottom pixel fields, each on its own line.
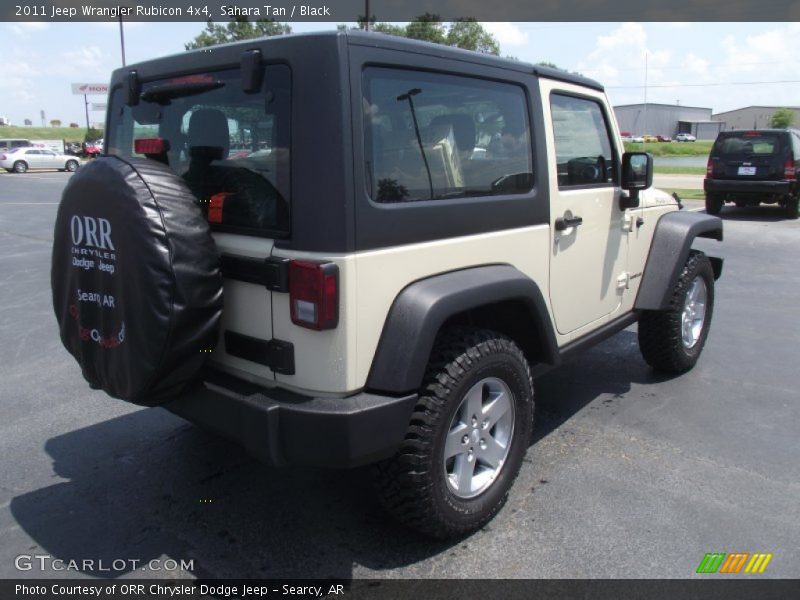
left=84, top=128, right=103, bottom=143
left=185, top=18, right=291, bottom=49
left=769, top=107, right=795, bottom=128
left=446, top=19, right=500, bottom=55
left=370, top=22, right=407, bottom=37
left=340, top=15, right=501, bottom=55
left=404, top=13, right=447, bottom=45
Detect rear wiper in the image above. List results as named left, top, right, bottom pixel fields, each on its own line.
left=140, top=80, right=225, bottom=104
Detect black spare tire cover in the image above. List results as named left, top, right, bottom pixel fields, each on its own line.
left=52, top=156, right=223, bottom=405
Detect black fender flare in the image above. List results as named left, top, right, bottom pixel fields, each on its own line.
left=635, top=211, right=723, bottom=311
left=365, top=265, right=558, bottom=394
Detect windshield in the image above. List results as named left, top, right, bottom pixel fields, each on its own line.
left=107, top=66, right=291, bottom=236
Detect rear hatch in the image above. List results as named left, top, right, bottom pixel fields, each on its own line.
left=709, top=131, right=787, bottom=180
left=106, top=65, right=291, bottom=384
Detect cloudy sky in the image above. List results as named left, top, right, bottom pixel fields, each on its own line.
left=2, top=21, right=799, bottom=126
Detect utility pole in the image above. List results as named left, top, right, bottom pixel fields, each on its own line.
left=84, top=94, right=90, bottom=134
left=642, top=51, right=648, bottom=136
left=365, top=0, right=370, bottom=30
left=119, top=16, right=127, bottom=66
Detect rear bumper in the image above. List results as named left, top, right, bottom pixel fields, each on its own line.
left=165, top=370, right=417, bottom=468
left=704, top=178, right=794, bottom=196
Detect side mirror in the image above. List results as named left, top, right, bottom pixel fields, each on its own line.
left=620, top=152, right=653, bottom=209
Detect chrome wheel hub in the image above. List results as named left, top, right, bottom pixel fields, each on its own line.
left=443, top=377, right=515, bottom=499
left=681, top=276, right=708, bottom=348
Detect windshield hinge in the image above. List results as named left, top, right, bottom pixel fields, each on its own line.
left=125, top=70, right=140, bottom=106
left=622, top=212, right=635, bottom=232
left=241, top=49, right=264, bottom=94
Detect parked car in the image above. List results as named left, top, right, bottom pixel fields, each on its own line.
left=84, top=142, right=102, bottom=158
left=704, top=128, right=800, bottom=218
left=657, top=135, right=672, bottom=142
left=631, top=135, right=645, bottom=143
left=642, top=134, right=658, bottom=143
left=51, top=30, right=723, bottom=539
left=64, top=142, right=83, bottom=156
left=0, top=147, right=80, bottom=173
left=676, top=133, right=697, bottom=142
left=0, top=138, right=31, bottom=152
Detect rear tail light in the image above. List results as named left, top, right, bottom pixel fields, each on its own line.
left=134, top=137, right=168, bottom=155
left=289, top=260, right=338, bottom=330
left=706, top=157, right=714, bottom=177
left=784, top=159, right=796, bottom=179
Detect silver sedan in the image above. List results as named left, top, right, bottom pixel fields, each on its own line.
left=0, top=147, right=81, bottom=173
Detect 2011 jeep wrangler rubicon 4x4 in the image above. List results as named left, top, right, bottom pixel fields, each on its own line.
left=51, top=31, right=723, bottom=539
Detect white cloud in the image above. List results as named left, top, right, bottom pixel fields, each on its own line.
left=579, top=23, right=656, bottom=87
left=682, top=53, right=709, bottom=76
left=61, top=45, right=106, bottom=71
left=483, top=22, right=528, bottom=47
left=589, top=22, right=646, bottom=60
left=8, top=22, right=49, bottom=38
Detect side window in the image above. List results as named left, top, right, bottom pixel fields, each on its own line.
left=363, top=68, right=533, bottom=203
left=550, top=93, right=616, bottom=188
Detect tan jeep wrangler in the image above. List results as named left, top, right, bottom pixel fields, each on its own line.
left=52, top=31, right=723, bottom=538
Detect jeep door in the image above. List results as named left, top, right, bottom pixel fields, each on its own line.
left=541, top=81, right=627, bottom=335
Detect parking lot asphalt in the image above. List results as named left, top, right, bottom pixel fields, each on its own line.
left=0, top=171, right=798, bottom=580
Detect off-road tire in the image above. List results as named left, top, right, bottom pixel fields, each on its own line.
left=705, top=194, right=723, bottom=215
left=373, top=327, right=534, bottom=539
left=638, top=251, right=715, bottom=373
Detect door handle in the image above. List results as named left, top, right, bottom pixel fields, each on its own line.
left=555, top=215, right=583, bottom=231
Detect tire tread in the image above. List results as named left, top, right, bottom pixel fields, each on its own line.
left=638, top=251, right=714, bottom=373
left=373, top=327, right=532, bottom=539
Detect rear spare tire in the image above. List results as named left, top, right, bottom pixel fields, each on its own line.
left=51, top=156, right=223, bottom=405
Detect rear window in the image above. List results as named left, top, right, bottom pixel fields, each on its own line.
left=107, top=66, right=291, bottom=237
left=713, top=132, right=782, bottom=156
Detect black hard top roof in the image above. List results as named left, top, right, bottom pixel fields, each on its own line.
left=344, top=30, right=604, bottom=91
left=124, top=29, right=604, bottom=93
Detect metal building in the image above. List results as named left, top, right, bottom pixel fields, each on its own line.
left=711, top=106, right=800, bottom=131
left=613, top=103, right=722, bottom=139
